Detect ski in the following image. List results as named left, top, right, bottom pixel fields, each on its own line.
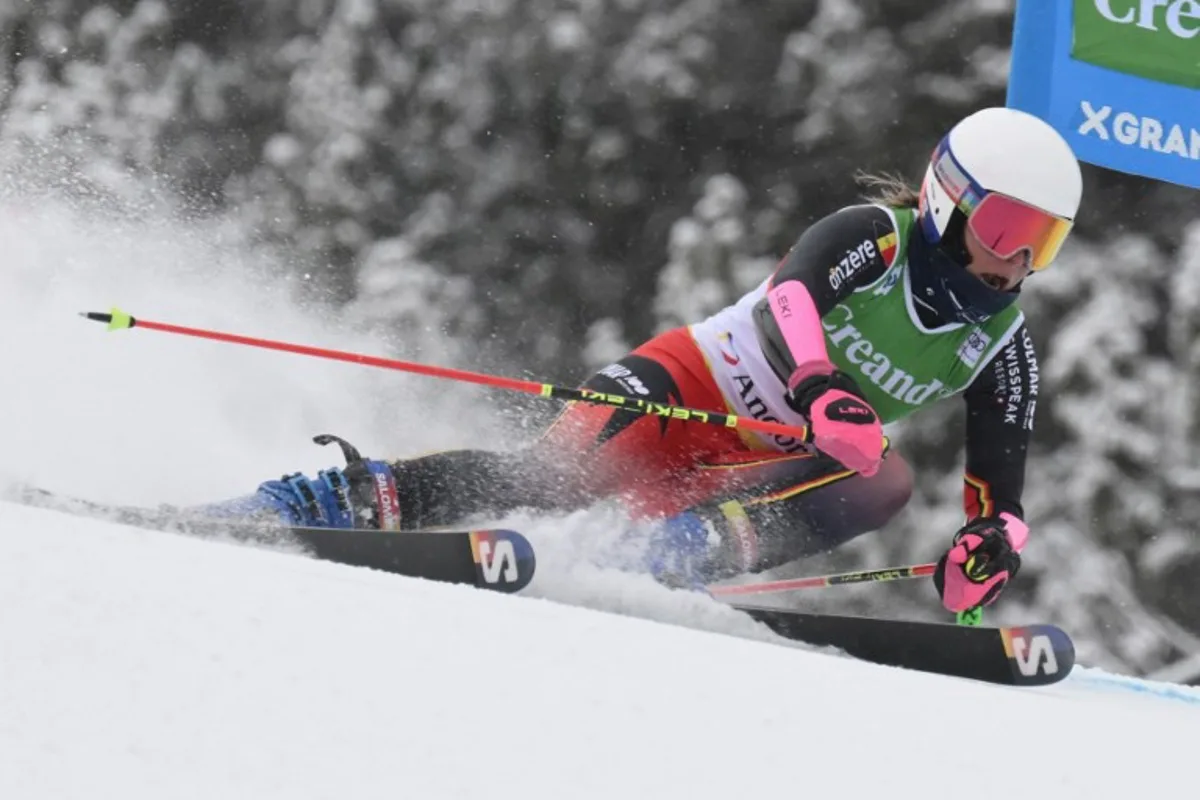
left=7, top=485, right=535, bottom=593
left=285, top=525, right=535, bottom=593
left=732, top=604, right=1076, bottom=686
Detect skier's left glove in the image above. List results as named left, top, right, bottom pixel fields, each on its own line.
left=933, top=512, right=1028, bottom=612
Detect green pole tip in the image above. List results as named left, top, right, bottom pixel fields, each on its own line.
left=106, top=307, right=133, bottom=331
left=80, top=308, right=134, bottom=330
left=956, top=606, right=984, bottom=626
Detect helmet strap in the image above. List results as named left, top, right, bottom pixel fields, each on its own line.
left=938, top=209, right=971, bottom=268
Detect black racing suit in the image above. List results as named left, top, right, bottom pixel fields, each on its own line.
left=282, top=205, right=1038, bottom=577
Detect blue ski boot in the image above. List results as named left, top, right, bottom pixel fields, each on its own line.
left=196, top=434, right=402, bottom=530
left=643, top=511, right=724, bottom=589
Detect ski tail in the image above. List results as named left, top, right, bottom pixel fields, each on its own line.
left=8, top=483, right=535, bottom=593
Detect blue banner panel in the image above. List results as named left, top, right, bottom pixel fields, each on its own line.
left=1007, top=0, right=1200, bottom=190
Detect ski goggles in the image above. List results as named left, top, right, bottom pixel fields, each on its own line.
left=962, top=192, right=1074, bottom=271
left=930, top=140, right=1074, bottom=271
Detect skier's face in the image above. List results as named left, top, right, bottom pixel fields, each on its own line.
left=963, top=224, right=1032, bottom=292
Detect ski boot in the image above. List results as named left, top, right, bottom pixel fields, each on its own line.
left=196, top=434, right=402, bottom=530
left=643, top=508, right=756, bottom=589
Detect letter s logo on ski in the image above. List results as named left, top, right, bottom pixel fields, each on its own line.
left=468, top=530, right=536, bottom=592
left=1006, top=631, right=1060, bottom=677
left=476, top=538, right=519, bottom=584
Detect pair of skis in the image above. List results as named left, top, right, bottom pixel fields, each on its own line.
left=395, top=526, right=1071, bottom=688
left=12, top=486, right=1075, bottom=687
left=289, top=524, right=1075, bottom=688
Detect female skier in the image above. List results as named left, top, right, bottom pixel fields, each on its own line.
left=202, top=106, right=1081, bottom=614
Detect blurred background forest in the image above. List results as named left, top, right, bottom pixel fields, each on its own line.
left=2, top=0, right=1199, bottom=679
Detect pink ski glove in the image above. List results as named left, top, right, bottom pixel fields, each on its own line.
left=934, top=513, right=1028, bottom=612
left=786, top=361, right=883, bottom=477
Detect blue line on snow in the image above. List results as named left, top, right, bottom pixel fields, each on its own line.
left=1070, top=668, right=1200, bottom=707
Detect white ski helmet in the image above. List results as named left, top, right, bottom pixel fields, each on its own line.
left=918, top=106, right=1082, bottom=272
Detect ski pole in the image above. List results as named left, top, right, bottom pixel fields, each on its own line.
left=708, top=562, right=937, bottom=598
left=80, top=308, right=812, bottom=443
left=710, top=564, right=986, bottom=628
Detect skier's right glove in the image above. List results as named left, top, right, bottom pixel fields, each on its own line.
left=785, top=360, right=883, bottom=477
left=933, top=513, right=1027, bottom=612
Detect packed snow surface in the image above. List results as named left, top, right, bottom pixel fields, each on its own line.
left=2, top=500, right=1197, bottom=800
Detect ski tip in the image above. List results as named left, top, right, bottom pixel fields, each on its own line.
left=468, top=529, right=535, bottom=593
left=79, top=308, right=134, bottom=331
left=1000, top=624, right=1076, bottom=685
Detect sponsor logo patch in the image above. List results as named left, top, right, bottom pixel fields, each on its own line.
left=828, top=238, right=879, bottom=291
left=825, top=396, right=876, bottom=424
left=872, top=267, right=901, bottom=297
left=598, top=363, right=652, bottom=396
left=372, top=470, right=402, bottom=531
left=717, top=332, right=740, bottom=366
left=957, top=329, right=992, bottom=368
left=731, top=374, right=807, bottom=453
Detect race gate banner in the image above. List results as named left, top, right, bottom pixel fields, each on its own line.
left=1007, top=0, right=1200, bottom=190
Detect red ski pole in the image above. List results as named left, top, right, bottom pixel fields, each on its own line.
left=81, top=308, right=813, bottom=443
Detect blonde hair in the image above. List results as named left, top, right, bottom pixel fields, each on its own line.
left=855, top=170, right=921, bottom=208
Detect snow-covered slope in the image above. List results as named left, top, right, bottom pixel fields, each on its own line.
left=3, top=192, right=1199, bottom=799
left=2, top=500, right=1197, bottom=800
